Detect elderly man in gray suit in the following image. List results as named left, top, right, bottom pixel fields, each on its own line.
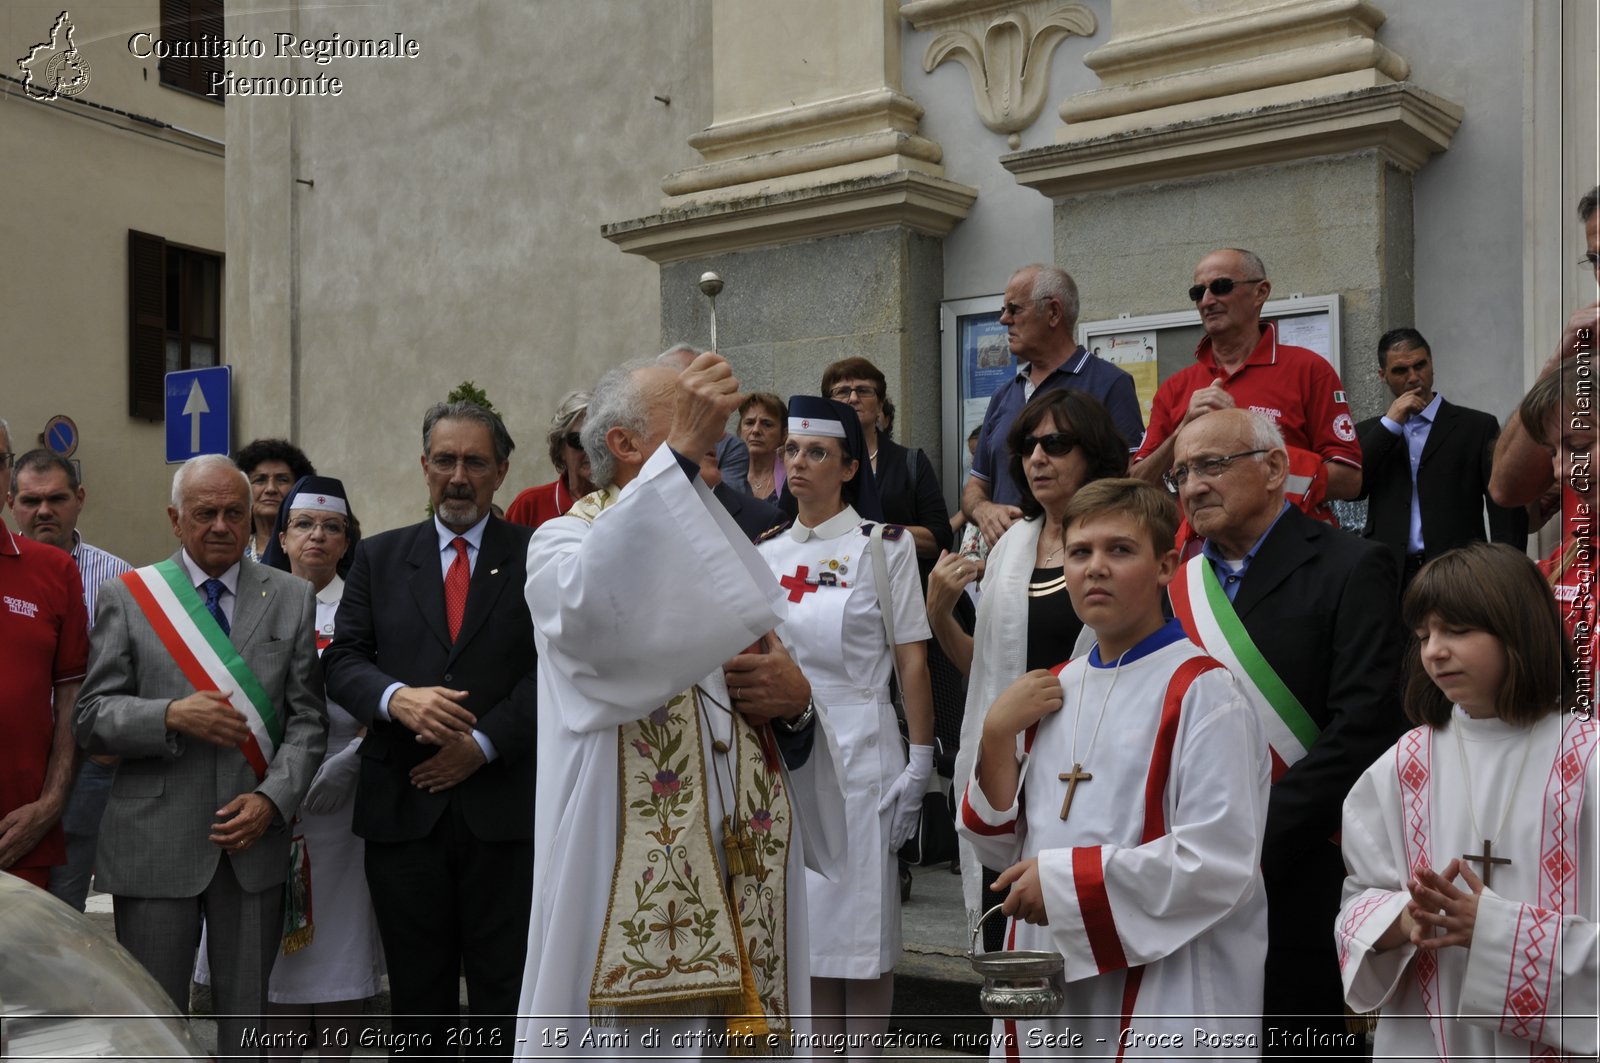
left=76, top=454, right=327, bottom=1058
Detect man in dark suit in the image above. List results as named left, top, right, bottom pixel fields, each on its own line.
left=76, top=454, right=327, bottom=1059
left=1357, top=328, right=1526, bottom=588
left=323, top=401, right=536, bottom=1058
left=1170, top=409, right=1404, bottom=1055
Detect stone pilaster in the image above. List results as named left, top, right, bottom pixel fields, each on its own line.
left=602, top=0, right=975, bottom=469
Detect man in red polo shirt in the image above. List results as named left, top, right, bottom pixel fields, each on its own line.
left=0, top=433, right=90, bottom=890
left=1132, top=249, right=1363, bottom=511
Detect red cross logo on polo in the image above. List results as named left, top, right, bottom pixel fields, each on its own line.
left=778, top=566, right=820, bottom=602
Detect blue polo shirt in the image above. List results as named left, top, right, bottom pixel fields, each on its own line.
left=969, top=347, right=1145, bottom=508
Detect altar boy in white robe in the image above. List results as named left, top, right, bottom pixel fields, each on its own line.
left=516, top=350, right=846, bottom=1059
left=958, top=478, right=1270, bottom=1058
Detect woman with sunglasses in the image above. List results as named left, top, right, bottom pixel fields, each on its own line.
left=925, top=389, right=1129, bottom=948
left=506, top=391, right=595, bottom=531
left=757, top=395, right=934, bottom=1054
left=199, top=476, right=380, bottom=1060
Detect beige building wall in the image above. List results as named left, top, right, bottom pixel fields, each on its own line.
left=225, top=0, right=712, bottom=534
left=2, top=1, right=225, bottom=566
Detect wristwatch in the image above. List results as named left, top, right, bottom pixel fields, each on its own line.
left=773, top=696, right=816, bottom=733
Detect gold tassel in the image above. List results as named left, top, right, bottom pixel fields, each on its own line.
left=724, top=930, right=770, bottom=1055
left=281, top=924, right=315, bottom=955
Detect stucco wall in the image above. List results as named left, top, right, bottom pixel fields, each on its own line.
left=228, top=0, right=712, bottom=533
left=902, top=0, right=1114, bottom=303
left=2, top=1, right=225, bottom=564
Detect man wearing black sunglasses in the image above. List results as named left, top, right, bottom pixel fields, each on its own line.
left=1132, top=249, right=1363, bottom=518
left=962, top=264, right=1144, bottom=546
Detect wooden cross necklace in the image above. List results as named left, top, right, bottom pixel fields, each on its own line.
left=1060, top=644, right=1131, bottom=819
left=1451, top=713, right=1537, bottom=889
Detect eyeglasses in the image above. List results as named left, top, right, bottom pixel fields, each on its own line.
left=1188, top=277, right=1264, bottom=302
left=1163, top=450, right=1269, bottom=492
left=426, top=454, right=496, bottom=476
left=1018, top=432, right=1078, bottom=457
left=286, top=516, right=348, bottom=537
left=1581, top=252, right=1600, bottom=270
left=1000, top=298, right=1049, bottom=317
left=0, top=452, right=11, bottom=468
left=781, top=444, right=839, bottom=464
left=562, top=431, right=584, bottom=450
left=828, top=385, right=880, bottom=401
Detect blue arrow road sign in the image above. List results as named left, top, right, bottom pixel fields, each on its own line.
left=165, top=366, right=232, bottom=464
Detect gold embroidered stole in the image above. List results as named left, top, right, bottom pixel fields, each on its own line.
left=570, top=487, right=795, bottom=1049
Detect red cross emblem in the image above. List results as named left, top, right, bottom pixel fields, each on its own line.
left=779, top=565, right=819, bottom=602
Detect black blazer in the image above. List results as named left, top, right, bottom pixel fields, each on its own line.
left=713, top=482, right=788, bottom=542
left=1231, top=508, right=1407, bottom=961
left=873, top=438, right=953, bottom=568
left=323, top=516, right=537, bottom=844
left=1357, top=398, right=1526, bottom=566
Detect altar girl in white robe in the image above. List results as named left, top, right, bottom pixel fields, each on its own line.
left=958, top=479, right=1269, bottom=1058
left=1337, top=543, right=1598, bottom=1061
left=515, top=355, right=846, bottom=1060
left=758, top=394, right=935, bottom=1053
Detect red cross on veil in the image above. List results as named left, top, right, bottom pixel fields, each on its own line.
left=779, top=565, right=819, bottom=602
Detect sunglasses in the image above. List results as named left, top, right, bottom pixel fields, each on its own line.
left=563, top=431, right=584, bottom=450
left=1019, top=432, right=1078, bottom=457
left=1582, top=252, right=1600, bottom=270
left=1188, top=277, right=1263, bottom=302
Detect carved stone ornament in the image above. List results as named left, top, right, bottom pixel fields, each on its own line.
left=903, top=0, right=1097, bottom=146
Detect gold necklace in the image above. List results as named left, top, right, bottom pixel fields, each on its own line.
left=1041, top=525, right=1066, bottom=566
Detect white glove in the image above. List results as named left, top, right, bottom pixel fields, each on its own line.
left=300, top=738, right=363, bottom=816
left=879, top=744, right=935, bottom=849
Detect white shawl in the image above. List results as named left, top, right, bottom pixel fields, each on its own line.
left=954, top=516, right=1099, bottom=928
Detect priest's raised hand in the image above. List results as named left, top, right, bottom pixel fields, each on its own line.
left=666, top=351, right=743, bottom=460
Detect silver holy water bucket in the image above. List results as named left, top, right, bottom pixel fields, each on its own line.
left=969, top=903, right=1066, bottom=1017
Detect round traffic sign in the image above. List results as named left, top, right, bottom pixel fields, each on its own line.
left=44, top=415, right=79, bottom=458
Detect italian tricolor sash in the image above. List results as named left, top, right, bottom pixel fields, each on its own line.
left=121, top=560, right=282, bottom=779
left=1169, top=556, right=1318, bottom=781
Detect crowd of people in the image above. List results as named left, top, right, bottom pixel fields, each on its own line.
left=0, top=192, right=1596, bottom=1062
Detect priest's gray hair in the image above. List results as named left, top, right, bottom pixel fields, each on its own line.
left=583, top=356, right=660, bottom=489
left=172, top=453, right=251, bottom=511
left=656, top=343, right=697, bottom=369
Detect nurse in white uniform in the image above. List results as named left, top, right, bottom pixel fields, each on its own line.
left=758, top=395, right=935, bottom=1055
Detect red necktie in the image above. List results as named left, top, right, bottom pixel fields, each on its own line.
left=445, top=537, right=470, bottom=641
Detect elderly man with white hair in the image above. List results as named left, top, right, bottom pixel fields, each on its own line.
left=76, top=453, right=327, bottom=1060
left=1165, top=408, right=1402, bottom=1054
left=516, top=350, right=845, bottom=1058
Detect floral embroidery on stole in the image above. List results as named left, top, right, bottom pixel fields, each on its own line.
left=570, top=488, right=796, bottom=1051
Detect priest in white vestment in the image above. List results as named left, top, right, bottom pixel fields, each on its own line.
left=515, top=352, right=846, bottom=1059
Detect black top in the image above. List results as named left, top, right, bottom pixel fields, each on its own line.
left=1025, top=565, right=1082, bottom=672
left=874, top=437, right=954, bottom=580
